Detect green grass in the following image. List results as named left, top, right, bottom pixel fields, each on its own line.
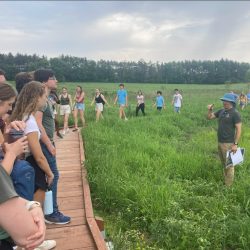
left=60, top=82, right=250, bottom=249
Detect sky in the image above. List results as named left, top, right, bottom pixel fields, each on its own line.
left=1, top=1, right=250, bottom=63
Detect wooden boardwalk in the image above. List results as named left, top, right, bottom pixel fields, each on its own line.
left=45, top=129, right=107, bottom=250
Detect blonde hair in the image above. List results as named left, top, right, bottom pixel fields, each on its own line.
left=11, top=81, right=45, bottom=122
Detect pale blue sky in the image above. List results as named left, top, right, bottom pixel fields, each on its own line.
left=0, top=1, right=250, bottom=62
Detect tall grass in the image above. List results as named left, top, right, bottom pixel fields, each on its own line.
left=62, top=82, right=250, bottom=249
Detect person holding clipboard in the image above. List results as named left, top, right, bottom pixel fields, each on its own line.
left=207, top=93, right=242, bottom=187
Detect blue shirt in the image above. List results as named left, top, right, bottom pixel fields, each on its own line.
left=117, top=89, right=127, bottom=105
left=156, top=96, right=164, bottom=107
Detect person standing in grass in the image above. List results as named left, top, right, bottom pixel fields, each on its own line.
left=0, top=69, right=6, bottom=84
left=91, top=88, right=109, bottom=122
left=207, top=93, right=242, bottom=187
left=136, top=90, right=145, bottom=116
left=114, top=83, right=128, bottom=121
left=172, top=89, right=182, bottom=113
left=239, top=92, right=247, bottom=110
left=59, top=87, right=72, bottom=135
left=73, top=86, right=85, bottom=131
left=154, top=91, right=165, bottom=111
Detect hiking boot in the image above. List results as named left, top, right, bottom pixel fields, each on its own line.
left=45, top=211, right=71, bottom=225
left=34, top=240, right=56, bottom=250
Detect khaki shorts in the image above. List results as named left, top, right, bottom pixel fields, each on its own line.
left=218, top=143, right=233, bottom=167
left=60, top=105, right=71, bottom=115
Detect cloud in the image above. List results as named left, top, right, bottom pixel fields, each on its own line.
left=0, top=1, right=250, bottom=62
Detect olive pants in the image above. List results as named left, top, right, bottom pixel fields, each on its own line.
left=218, top=143, right=234, bottom=187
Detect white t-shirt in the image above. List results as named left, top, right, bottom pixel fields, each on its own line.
left=137, top=95, right=144, bottom=105
left=23, top=114, right=41, bottom=155
left=173, top=93, right=182, bottom=107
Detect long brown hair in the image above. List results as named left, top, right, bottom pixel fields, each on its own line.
left=11, top=81, right=45, bottom=122
left=0, top=83, right=16, bottom=102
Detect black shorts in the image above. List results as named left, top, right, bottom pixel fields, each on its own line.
left=157, top=107, right=162, bottom=111
left=26, top=155, right=47, bottom=191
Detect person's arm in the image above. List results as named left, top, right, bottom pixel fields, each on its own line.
left=207, top=105, right=216, bottom=120
left=114, top=95, right=118, bottom=105
left=1, top=137, right=28, bottom=174
left=231, top=122, right=242, bottom=153
left=35, top=111, right=56, bottom=156
left=125, top=93, right=128, bottom=107
left=101, top=94, right=109, bottom=106
left=27, top=132, right=54, bottom=186
left=0, top=197, right=45, bottom=249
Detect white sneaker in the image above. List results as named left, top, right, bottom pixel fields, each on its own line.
left=66, top=128, right=70, bottom=133
left=124, top=117, right=128, bottom=121
left=62, top=130, right=66, bottom=135
left=34, top=240, right=56, bottom=250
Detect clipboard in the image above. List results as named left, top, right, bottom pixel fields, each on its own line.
left=226, top=148, right=245, bottom=168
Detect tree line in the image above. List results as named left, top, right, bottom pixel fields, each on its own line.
left=1, top=53, right=250, bottom=84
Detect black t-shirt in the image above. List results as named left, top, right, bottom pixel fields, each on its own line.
left=214, top=108, right=241, bottom=143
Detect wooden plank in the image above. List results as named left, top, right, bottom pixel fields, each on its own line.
left=46, top=225, right=95, bottom=249
left=57, top=196, right=84, bottom=211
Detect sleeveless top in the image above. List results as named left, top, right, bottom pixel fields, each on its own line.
left=76, top=92, right=84, bottom=103
left=95, top=94, right=103, bottom=104
left=60, top=94, right=70, bottom=105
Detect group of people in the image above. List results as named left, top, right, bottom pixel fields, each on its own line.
left=0, top=66, right=246, bottom=250
left=0, top=69, right=71, bottom=250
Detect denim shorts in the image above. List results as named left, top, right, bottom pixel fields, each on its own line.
left=10, top=159, right=35, bottom=201
left=76, top=103, right=85, bottom=110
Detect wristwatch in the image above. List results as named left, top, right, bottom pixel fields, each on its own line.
left=25, top=201, right=41, bottom=211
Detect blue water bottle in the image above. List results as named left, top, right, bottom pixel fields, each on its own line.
left=44, top=189, right=53, bottom=215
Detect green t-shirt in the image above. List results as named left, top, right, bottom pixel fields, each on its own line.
left=0, top=164, right=18, bottom=240
left=41, top=99, right=55, bottom=141
left=214, top=108, right=241, bottom=143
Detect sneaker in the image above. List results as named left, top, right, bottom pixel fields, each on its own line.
left=66, top=128, right=70, bottom=133
left=45, top=211, right=71, bottom=225
left=72, top=128, right=78, bottom=132
left=124, top=117, right=128, bottom=121
left=34, top=240, right=56, bottom=250
left=62, top=130, right=66, bottom=136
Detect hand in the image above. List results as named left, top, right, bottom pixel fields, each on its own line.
left=231, top=144, right=238, bottom=154
left=47, top=143, right=56, bottom=156
left=207, top=104, right=214, bottom=111
left=5, top=120, right=26, bottom=133
left=4, top=136, right=28, bottom=157
left=25, top=206, right=46, bottom=250
left=46, top=172, right=54, bottom=187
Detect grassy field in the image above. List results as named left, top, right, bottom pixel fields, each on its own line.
left=59, top=82, right=250, bottom=249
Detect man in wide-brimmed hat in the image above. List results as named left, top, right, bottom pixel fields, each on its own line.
left=207, top=93, right=242, bottom=187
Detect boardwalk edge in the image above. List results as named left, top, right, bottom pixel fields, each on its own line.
left=78, top=130, right=107, bottom=250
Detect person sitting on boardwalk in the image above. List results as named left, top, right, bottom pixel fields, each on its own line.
left=11, top=81, right=55, bottom=205
left=114, top=83, right=128, bottom=121
left=91, top=88, right=109, bottom=122
left=207, top=93, right=242, bottom=187
left=34, top=69, right=71, bottom=225
left=59, top=87, right=72, bottom=134
left=172, top=89, right=183, bottom=113
left=73, top=86, right=85, bottom=131
left=136, top=90, right=145, bottom=116
left=154, top=91, right=165, bottom=111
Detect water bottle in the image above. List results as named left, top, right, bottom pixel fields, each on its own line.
left=44, top=189, right=53, bottom=215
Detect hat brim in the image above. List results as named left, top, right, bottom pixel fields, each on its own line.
left=220, top=97, right=235, bottom=103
